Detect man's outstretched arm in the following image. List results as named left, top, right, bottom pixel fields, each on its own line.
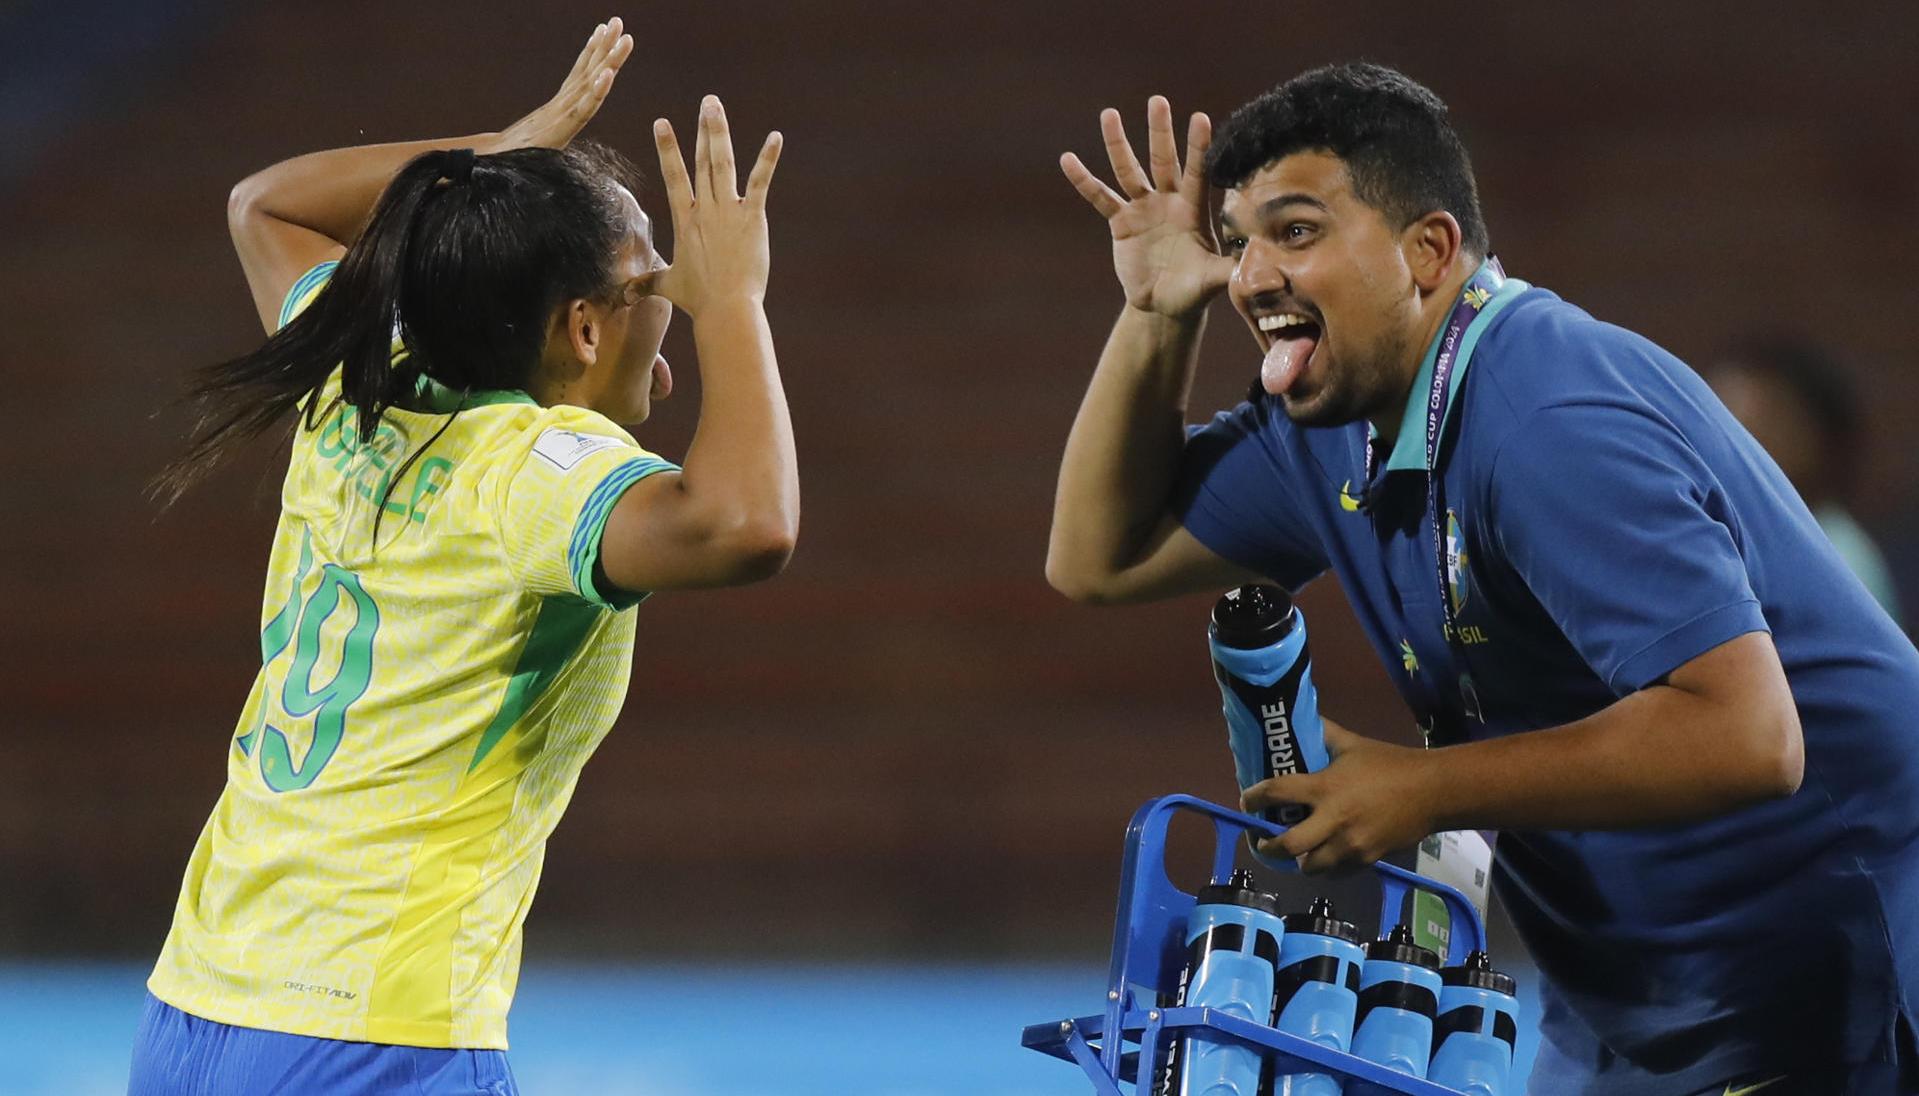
left=1046, top=97, right=1254, bottom=603
left=1246, top=632, right=1802, bottom=872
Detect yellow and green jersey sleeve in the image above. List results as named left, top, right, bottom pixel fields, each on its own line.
left=492, top=421, right=678, bottom=609
left=277, top=259, right=338, bottom=330
left=149, top=262, right=678, bottom=1048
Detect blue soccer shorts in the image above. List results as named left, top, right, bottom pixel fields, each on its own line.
left=127, top=992, right=519, bottom=1096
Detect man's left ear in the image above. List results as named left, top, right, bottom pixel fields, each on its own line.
left=566, top=298, right=602, bottom=368
left=1405, top=211, right=1464, bottom=294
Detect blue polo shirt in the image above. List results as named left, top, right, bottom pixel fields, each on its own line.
left=1173, top=270, right=1919, bottom=1092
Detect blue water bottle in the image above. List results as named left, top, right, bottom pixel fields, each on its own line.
left=1161, top=870, right=1287, bottom=1096
left=1428, top=951, right=1518, bottom=1096
left=1348, top=924, right=1443, bottom=1090
left=1209, top=586, right=1328, bottom=868
left=1271, top=898, right=1364, bottom=1096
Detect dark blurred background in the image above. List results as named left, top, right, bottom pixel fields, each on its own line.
left=4, top=0, right=1916, bottom=1011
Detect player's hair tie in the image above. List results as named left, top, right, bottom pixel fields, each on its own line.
left=439, top=148, right=477, bottom=185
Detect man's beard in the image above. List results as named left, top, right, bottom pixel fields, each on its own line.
left=1275, top=325, right=1413, bottom=429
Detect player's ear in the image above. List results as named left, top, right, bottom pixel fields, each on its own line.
left=564, top=297, right=602, bottom=368
left=1404, top=210, right=1463, bottom=294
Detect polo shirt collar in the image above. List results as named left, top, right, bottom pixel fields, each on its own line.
left=1376, top=258, right=1530, bottom=473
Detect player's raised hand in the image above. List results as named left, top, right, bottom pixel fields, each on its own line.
left=1060, top=96, right=1234, bottom=320
left=497, top=18, right=635, bottom=151
left=636, top=96, right=781, bottom=316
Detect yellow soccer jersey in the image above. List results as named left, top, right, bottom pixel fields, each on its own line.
left=149, top=262, right=677, bottom=1048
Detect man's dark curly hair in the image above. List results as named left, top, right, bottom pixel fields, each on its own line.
left=1205, top=62, right=1489, bottom=256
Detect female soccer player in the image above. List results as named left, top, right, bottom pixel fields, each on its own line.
left=130, top=19, right=796, bottom=1094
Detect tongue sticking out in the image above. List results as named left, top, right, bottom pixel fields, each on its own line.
left=1261, top=331, right=1319, bottom=396
left=650, top=354, right=673, bottom=400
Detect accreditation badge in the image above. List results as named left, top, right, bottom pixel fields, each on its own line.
left=1411, top=829, right=1496, bottom=956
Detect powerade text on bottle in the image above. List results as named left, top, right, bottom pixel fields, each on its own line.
left=1428, top=950, right=1519, bottom=1096
left=1159, top=870, right=1287, bottom=1096
left=1209, top=586, right=1328, bottom=858
left=1348, top=924, right=1443, bottom=1090
left=1271, top=898, right=1364, bottom=1096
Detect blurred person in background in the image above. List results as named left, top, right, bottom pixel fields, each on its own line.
left=1048, top=63, right=1919, bottom=1094
left=130, top=20, right=796, bottom=1096
left=1705, top=336, right=1901, bottom=625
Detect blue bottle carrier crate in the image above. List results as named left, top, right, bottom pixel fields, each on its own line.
left=1022, top=794, right=1500, bottom=1095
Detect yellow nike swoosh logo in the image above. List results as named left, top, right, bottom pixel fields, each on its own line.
left=1339, top=481, right=1361, bottom=512
left=1724, top=1077, right=1788, bottom=1096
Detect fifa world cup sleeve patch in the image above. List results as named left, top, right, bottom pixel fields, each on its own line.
left=532, top=428, right=630, bottom=471
left=494, top=417, right=680, bottom=610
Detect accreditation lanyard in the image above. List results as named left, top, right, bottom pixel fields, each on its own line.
left=1360, top=258, right=1507, bottom=739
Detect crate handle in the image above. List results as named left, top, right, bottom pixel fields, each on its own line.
left=1099, top=794, right=1488, bottom=1076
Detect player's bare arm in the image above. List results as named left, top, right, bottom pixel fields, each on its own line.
left=1245, top=631, right=1804, bottom=872
left=596, top=98, right=798, bottom=592
left=227, top=19, right=635, bottom=331
left=1047, top=97, right=1256, bottom=605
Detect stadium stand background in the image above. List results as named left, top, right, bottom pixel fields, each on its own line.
left=3, top=0, right=1915, bottom=1051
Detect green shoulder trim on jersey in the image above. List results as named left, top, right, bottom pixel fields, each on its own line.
left=567, top=455, right=680, bottom=610
left=277, top=260, right=340, bottom=331
left=467, top=598, right=601, bottom=772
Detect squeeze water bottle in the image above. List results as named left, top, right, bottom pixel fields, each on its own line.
left=1208, top=585, right=1328, bottom=868
left=1271, top=898, right=1365, bottom=1096
left=1348, top=924, right=1443, bottom=1090
left=1161, top=870, right=1287, bottom=1096
left=1428, top=951, right=1519, bottom=1096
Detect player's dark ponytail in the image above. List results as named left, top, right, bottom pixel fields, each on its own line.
left=152, top=141, right=642, bottom=508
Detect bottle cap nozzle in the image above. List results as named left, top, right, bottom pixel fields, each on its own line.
left=1441, top=949, right=1517, bottom=995
left=1283, top=897, right=1361, bottom=944
left=1366, top=922, right=1440, bottom=968
left=1194, top=871, right=1283, bottom=918
left=1210, top=585, right=1298, bottom=648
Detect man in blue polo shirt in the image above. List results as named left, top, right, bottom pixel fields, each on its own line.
left=1049, top=64, right=1919, bottom=1094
